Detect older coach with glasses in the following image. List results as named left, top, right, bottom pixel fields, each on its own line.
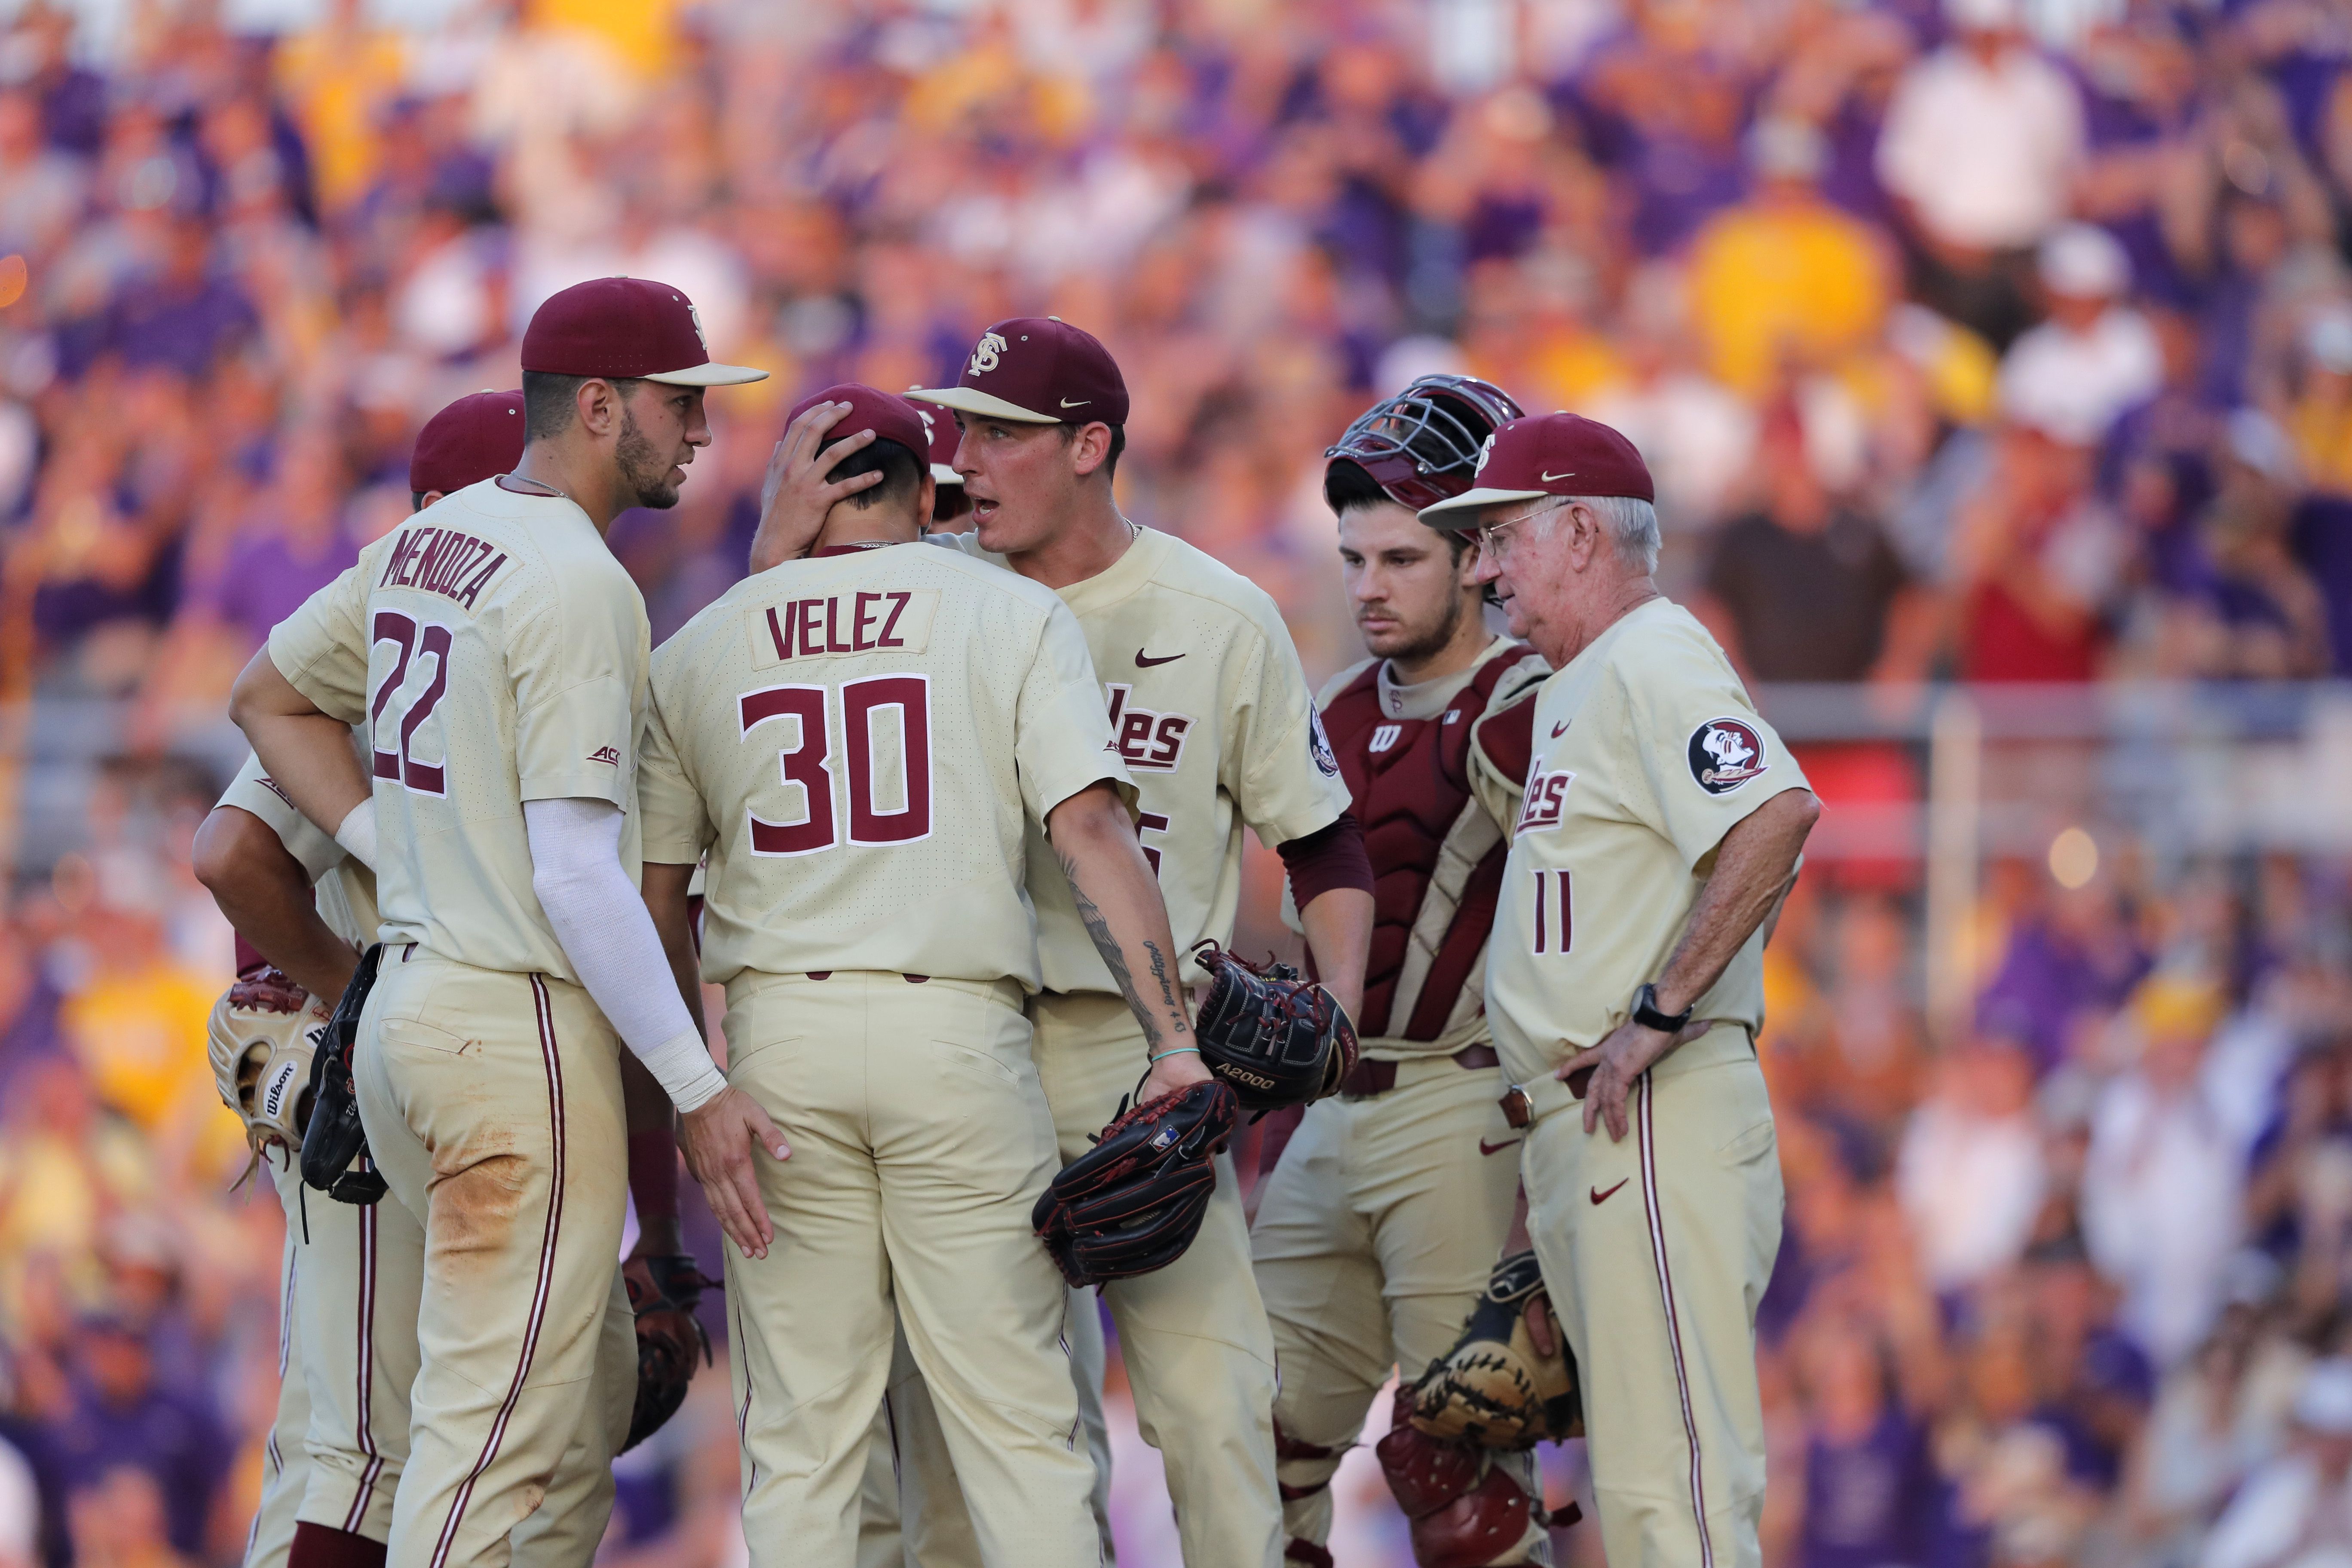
left=1421, top=413, right=1819, bottom=1568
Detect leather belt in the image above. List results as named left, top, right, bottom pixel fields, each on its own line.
left=1340, top=1043, right=1500, bottom=1099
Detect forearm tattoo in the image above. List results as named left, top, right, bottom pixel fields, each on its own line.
left=1060, top=847, right=1163, bottom=1052
left=1142, top=941, right=1188, bottom=1035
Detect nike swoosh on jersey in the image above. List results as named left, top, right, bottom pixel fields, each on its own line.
left=1589, top=1178, right=1629, bottom=1205
left=1134, top=650, right=1185, bottom=668
left=1479, top=1137, right=1523, bottom=1157
left=1551, top=720, right=1568, bottom=737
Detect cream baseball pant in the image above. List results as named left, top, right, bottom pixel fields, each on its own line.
left=1515, top=1025, right=1780, bottom=1568
left=1250, top=1055, right=1542, bottom=1558
left=720, top=971, right=1099, bottom=1568
left=889, top=989, right=1286, bottom=1568
left=355, top=949, right=636, bottom=1568
left=247, top=1154, right=314, bottom=1568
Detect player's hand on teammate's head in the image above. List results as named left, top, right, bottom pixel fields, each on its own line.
left=681, top=1084, right=790, bottom=1259
left=749, top=400, right=886, bottom=575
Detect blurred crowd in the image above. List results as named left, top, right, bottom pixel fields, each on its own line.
left=3, top=0, right=2352, bottom=1562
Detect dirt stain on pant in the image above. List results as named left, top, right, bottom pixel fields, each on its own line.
left=428, top=1145, right=532, bottom=1282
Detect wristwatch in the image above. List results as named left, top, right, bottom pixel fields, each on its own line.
left=1631, top=983, right=1691, bottom=1035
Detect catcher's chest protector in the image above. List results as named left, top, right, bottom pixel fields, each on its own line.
left=1317, top=649, right=1539, bottom=1038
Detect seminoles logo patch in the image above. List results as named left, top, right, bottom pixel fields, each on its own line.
left=1688, top=716, right=1767, bottom=794
left=968, top=331, right=1009, bottom=375
left=1308, top=710, right=1341, bottom=777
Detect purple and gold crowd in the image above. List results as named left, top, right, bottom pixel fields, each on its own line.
left=5, top=0, right=2352, bottom=1562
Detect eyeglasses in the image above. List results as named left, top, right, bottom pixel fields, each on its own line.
left=1475, top=498, right=1567, bottom=557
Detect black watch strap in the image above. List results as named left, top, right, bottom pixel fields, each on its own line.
left=1632, top=983, right=1691, bottom=1034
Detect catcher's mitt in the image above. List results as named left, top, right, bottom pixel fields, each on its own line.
left=1190, top=941, right=1358, bottom=1113
left=1031, top=1079, right=1239, bottom=1289
left=1408, top=1250, right=1582, bottom=1449
left=621, top=1253, right=720, bottom=1453
left=206, top=966, right=328, bottom=1155
left=300, top=944, right=388, bottom=1205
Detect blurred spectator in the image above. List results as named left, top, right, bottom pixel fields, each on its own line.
left=2186, top=410, right=2332, bottom=679
left=1997, top=224, right=2162, bottom=448
left=1687, top=119, right=1892, bottom=401
left=1875, top=0, right=2085, bottom=346
left=1698, top=401, right=1930, bottom=683
left=2199, top=1358, right=2352, bottom=1568
left=1898, top=1038, right=2047, bottom=1291
left=29, top=1318, right=224, bottom=1558
left=1949, top=421, right=2125, bottom=681
left=1788, top=1319, right=1937, bottom=1568
left=0, top=1434, right=30, bottom=1568
left=64, top=1464, right=190, bottom=1568
left=2082, top=975, right=2246, bottom=1364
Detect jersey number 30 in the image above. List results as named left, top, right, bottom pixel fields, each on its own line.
left=739, top=676, right=932, bottom=855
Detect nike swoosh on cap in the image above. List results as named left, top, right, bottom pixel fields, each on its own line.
left=1540, top=471, right=1577, bottom=482
left=1135, top=650, right=1184, bottom=668
left=1061, top=398, right=1090, bottom=408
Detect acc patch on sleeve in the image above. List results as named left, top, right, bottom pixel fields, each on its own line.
left=1687, top=716, right=1767, bottom=795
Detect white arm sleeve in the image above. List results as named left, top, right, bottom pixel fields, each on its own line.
left=524, top=796, right=727, bottom=1114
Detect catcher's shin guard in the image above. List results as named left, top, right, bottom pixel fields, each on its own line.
left=1376, top=1390, right=1575, bottom=1568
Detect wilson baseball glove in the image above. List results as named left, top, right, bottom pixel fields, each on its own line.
left=1032, top=1078, right=1239, bottom=1288
left=300, top=943, right=388, bottom=1205
left=1190, top=941, right=1358, bottom=1112
left=206, top=966, right=328, bottom=1156
left=621, top=1253, right=720, bottom=1453
left=1408, top=1249, right=1583, bottom=1449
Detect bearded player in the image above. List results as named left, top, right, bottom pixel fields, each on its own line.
left=199, top=390, right=704, bottom=1568
left=230, top=279, right=770, bottom=1566
left=756, top=318, right=1376, bottom=1567
left=1242, top=375, right=1563, bottom=1568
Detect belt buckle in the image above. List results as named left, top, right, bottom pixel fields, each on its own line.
left=1499, top=1084, right=1532, bottom=1128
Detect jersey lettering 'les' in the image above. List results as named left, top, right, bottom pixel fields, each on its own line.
left=1316, top=640, right=1547, bottom=1059
left=635, top=547, right=1128, bottom=992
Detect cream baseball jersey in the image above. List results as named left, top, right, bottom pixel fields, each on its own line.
left=934, top=527, right=1354, bottom=991
left=1485, top=599, right=1810, bottom=1084
left=217, top=749, right=382, bottom=952
left=636, top=545, right=1132, bottom=990
left=266, top=479, right=649, bottom=978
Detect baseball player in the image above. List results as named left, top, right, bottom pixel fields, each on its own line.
left=199, top=389, right=693, bottom=1568
left=632, top=382, right=1203, bottom=1566
left=227, top=277, right=771, bottom=1568
left=1249, top=374, right=1557, bottom=1568
left=752, top=317, right=1375, bottom=1568
left=1421, top=413, right=1820, bottom=1568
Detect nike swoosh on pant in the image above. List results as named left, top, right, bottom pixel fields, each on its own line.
left=1479, top=1138, right=1522, bottom=1156
left=1590, top=1178, right=1629, bottom=1204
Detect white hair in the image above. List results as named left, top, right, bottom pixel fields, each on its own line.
left=1573, top=493, right=1660, bottom=574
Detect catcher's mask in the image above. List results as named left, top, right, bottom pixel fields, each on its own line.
left=1325, top=374, right=1525, bottom=514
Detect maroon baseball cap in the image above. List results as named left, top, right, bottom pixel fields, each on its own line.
left=520, top=276, right=767, bottom=387
left=1419, top=411, right=1655, bottom=527
left=410, top=389, right=526, bottom=496
left=910, top=317, right=1128, bottom=426
left=908, top=390, right=964, bottom=486
left=784, top=383, right=932, bottom=470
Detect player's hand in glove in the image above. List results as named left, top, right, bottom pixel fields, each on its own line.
left=1191, top=941, right=1358, bottom=1113
left=682, top=1086, right=789, bottom=1261
left=1408, top=1249, right=1583, bottom=1449
left=749, top=400, right=885, bottom=573
left=1033, top=1078, right=1239, bottom=1288
left=620, top=1252, right=721, bottom=1453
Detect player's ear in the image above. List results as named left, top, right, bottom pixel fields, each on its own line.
left=1069, top=421, right=1113, bottom=479
left=915, top=471, right=936, bottom=530
left=577, top=377, right=621, bottom=440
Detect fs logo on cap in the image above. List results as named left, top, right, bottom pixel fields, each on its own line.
left=1688, top=717, right=1768, bottom=795
left=688, top=301, right=709, bottom=352
left=1476, top=432, right=1496, bottom=475
left=969, top=331, right=1009, bottom=376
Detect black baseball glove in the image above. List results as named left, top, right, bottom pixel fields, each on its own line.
left=1031, top=1079, right=1239, bottom=1289
left=620, top=1253, right=720, bottom=1453
left=300, top=943, right=388, bottom=1205
left=1190, top=941, right=1358, bottom=1113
